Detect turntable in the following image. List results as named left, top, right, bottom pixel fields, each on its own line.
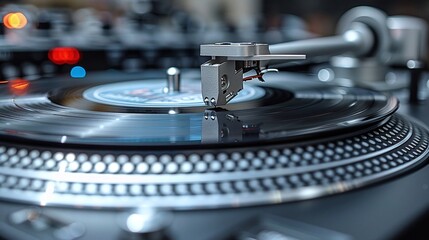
left=0, top=5, right=428, bottom=240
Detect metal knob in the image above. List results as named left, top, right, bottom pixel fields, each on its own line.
left=118, top=208, right=172, bottom=240
left=165, top=67, right=181, bottom=94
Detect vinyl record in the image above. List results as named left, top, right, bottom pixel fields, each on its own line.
left=0, top=71, right=398, bottom=147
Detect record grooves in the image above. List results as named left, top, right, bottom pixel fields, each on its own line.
left=0, top=74, right=399, bottom=147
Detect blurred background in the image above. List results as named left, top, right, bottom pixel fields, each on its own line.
left=0, top=0, right=427, bottom=77
left=5, top=0, right=428, bottom=36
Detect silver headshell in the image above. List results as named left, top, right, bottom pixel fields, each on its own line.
left=200, top=42, right=305, bottom=106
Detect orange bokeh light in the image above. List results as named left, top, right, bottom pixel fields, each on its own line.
left=3, top=12, right=28, bottom=29
left=9, top=79, right=30, bottom=95
left=48, top=47, right=81, bottom=65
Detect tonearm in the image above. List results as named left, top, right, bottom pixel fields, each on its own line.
left=200, top=6, right=427, bottom=106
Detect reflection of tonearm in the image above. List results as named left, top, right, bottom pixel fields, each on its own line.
left=200, top=7, right=427, bottom=106
left=201, top=109, right=260, bottom=143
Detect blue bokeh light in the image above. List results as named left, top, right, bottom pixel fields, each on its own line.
left=70, top=66, right=87, bottom=78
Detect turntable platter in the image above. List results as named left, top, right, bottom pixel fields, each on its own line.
left=0, top=71, right=427, bottom=209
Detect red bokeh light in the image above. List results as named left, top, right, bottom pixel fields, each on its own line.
left=9, top=78, right=30, bottom=96
left=48, top=47, right=81, bottom=65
